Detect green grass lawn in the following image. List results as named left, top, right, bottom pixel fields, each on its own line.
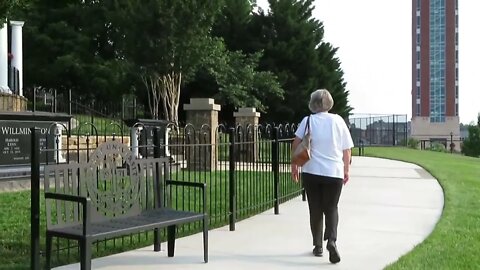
left=363, top=147, right=480, bottom=270
left=71, top=115, right=128, bottom=137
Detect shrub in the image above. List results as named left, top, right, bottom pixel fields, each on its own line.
left=461, top=125, right=480, bottom=157
left=407, top=138, right=419, bottom=149
left=429, top=142, right=446, bottom=153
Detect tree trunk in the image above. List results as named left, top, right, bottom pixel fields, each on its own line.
left=143, top=71, right=181, bottom=124
left=160, top=71, right=182, bottom=125
left=142, top=73, right=162, bottom=120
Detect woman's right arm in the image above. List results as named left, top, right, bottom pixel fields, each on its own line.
left=291, top=117, right=308, bottom=182
left=291, top=137, right=302, bottom=182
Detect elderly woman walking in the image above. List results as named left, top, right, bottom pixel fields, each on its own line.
left=291, top=89, right=354, bottom=264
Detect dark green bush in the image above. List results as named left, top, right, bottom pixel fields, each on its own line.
left=461, top=125, right=480, bottom=157
left=407, top=138, right=419, bottom=149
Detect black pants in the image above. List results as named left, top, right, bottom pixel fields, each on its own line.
left=302, top=173, right=343, bottom=246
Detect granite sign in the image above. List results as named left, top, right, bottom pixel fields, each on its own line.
left=0, top=120, right=56, bottom=165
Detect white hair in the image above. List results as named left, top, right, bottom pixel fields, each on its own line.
left=308, top=89, right=334, bottom=113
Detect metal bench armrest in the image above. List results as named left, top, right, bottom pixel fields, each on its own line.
left=166, top=180, right=207, bottom=214
left=45, top=192, right=88, bottom=204
left=44, top=192, right=91, bottom=235
left=166, top=180, right=206, bottom=190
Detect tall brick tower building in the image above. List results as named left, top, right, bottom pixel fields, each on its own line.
left=411, top=0, right=459, bottom=149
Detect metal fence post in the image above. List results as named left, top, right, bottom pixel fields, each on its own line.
left=53, top=89, right=57, bottom=113
left=133, top=98, right=137, bottom=119
left=153, top=127, right=162, bottom=251
left=33, top=88, right=36, bottom=112
left=229, top=127, right=236, bottom=231
left=272, top=126, right=280, bottom=215
left=121, top=95, right=125, bottom=121
left=30, top=127, right=41, bottom=270
left=153, top=127, right=161, bottom=159
left=68, top=89, right=72, bottom=115
left=392, top=115, right=396, bottom=146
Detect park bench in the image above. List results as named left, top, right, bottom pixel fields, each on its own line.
left=43, top=140, right=208, bottom=270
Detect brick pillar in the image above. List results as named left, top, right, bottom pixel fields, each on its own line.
left=234, top=107, right=260, bottom=162
left=183, top=98, right=220, bottom=170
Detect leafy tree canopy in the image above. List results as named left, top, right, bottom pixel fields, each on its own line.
left=461, top=114, right=480, bottom=157
left=248, top=0, right=352, bottom=121
left=113, top=0, right=223, bottom=83
left=199, top=38, right=283, bottom=112
left=214, top=0, right=350, bottom=122
left=16, top=0, right=130, bottom=101
left=8, top=0, right=351, bottom=124
left=0, top=1, right=15, bottom=20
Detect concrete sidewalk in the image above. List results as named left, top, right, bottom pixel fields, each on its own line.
left=55, top=157, right=444, bottom=270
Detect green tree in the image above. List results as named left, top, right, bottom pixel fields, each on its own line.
left=18, top=0, right=130, bottom=101
left=0, top=1, right=15, bottom=20
left=115, top=0, right=282, bottom=123
left=201, top=42, right=283, bottom=112
left=316, top=42, right=353, bottom=117
left=461, top=113, right=480, bottom=157
left=247, top=0, right=352, bottom=122
left=112, top=0, right=223, bottom=123
left=213, top=0, right=255, bottom=52
left=186, top=0, right=284, bottom=117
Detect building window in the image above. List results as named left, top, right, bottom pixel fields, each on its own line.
left=429, top=0, right=446, bottom=123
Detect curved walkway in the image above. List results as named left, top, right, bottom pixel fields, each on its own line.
left=55, top=157, right=444, bottom=270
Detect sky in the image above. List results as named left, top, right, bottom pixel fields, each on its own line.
left=256, top=0, right=480, bottom=124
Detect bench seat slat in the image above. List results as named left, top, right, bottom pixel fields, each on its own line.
left=48, top=209, right=204, bottom=240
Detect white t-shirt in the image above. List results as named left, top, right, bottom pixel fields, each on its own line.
left=294, top=112, right=354, bottom=179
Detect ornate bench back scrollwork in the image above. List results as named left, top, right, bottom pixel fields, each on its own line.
left=44, top=140, right=165, bottom=227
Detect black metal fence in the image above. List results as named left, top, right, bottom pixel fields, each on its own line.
left=349, top=114, right=408, bottom=147
left=30, top=121, right=302, bottom=269
left=23, top=88, right=141, bottom=138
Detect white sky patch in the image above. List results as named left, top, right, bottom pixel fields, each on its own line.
left=256, top=0, right=479, bottom=124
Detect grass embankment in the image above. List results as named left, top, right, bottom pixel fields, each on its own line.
left=363, top=147, right=480, bottom=270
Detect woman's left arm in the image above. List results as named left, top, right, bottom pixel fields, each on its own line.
left=339, top=115, right=354, bottom=185
left=342, top=148, right=351, bottom=184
